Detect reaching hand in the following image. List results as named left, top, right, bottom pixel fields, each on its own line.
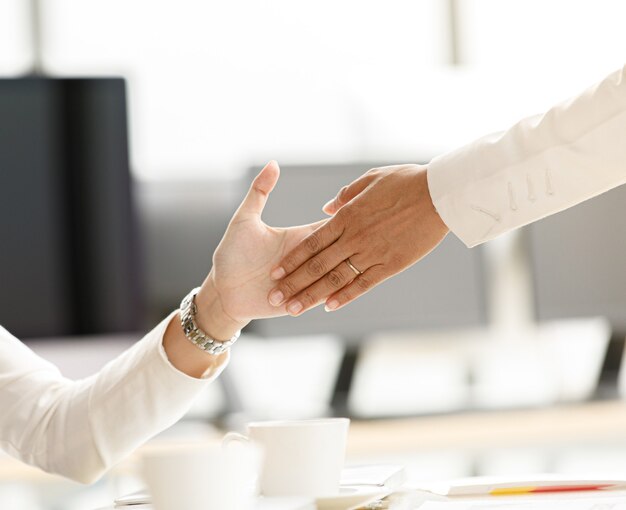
left=266, top=164, right=449, bottom=316
left=197, top=161, right=325, bottom=329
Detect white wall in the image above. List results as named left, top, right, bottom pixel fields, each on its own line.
left=1, top=0, right=625, bottom=181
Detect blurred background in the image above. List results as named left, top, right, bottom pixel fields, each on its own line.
left=1, top=1, right=626, bottom=508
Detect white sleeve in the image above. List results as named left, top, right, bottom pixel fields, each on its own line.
left=427, top=64, right=626, bottom=248
left=0, top=312, right=228, bottom=484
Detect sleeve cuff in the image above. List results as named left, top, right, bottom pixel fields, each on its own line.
left=427, top=151, right=484, bottom=248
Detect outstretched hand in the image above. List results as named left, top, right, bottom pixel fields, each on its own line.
left=198, top=161, right=325, bottom=328
left=266, top=164, right=449, bottom=316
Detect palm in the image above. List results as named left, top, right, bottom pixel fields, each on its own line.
left=210, top=214, right=322, bottom=323
left=211, top=217, right=320, bottom=322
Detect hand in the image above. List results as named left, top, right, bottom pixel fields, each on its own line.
left=195, top=161, right=325, bottom=335
left=165, top=161, right=324, bottom=377
left=266, top=164, right=449, bottom=315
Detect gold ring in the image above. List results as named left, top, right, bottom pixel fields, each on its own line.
left=345, top=258, right=363, bottom=276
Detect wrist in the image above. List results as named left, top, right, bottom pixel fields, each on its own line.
left=194, top=276, right=248, bottom=341
left=423, top=166, right=450, bottom=235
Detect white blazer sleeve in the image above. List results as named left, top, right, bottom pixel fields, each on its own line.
left=0, top=313, right=228, bottom=484
left=427, top=64, right=626, bottom=248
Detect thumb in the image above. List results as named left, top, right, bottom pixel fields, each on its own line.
left=322, top=172, right=377, bottom=215
left=236, top=160, right=280, bottom=217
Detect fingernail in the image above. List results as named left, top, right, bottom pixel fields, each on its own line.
left=322, top=199, right=334, bottom=210
left=271, top=267, right=286, bottom=280
left=325, top=299, right=339, bottom=312
left=287, top=301, right=303, bottom=315
left=269, top=290, right=284, bottom=306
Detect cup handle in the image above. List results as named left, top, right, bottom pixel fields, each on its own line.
left=222, top=431, right=250, bottom=448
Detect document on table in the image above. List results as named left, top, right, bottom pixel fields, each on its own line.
left=418, top=475, right=626, bottom=496
left=420, top=496, right=626, bottom=510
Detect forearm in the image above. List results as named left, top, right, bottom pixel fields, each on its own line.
left=428, top=64, right=626, bottom=247
left=0, top=308, right=232, bottom=483
left=84, top=312, right=229, bottom=483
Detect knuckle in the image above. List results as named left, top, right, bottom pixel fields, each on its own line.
left=327, top=215, right=345, bottom=238
left=306, top=257, right=326, bottom=277
left=337, top=186, right=349, bottom=202
left=356, top=275, right=372, bottom=291
left=282, top=255, right=299, bottom=272
left=327, top=269, right=345, bottom=288
left=368, top=168, right=384, bottom=180
left=335, top=205, right=352, bottom=224
left=304, top=233, right=322, bottom=254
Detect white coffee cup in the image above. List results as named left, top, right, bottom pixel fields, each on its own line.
left=224, top=417, right=350, bottom=498
left=142, top=443, right=261, bottom=510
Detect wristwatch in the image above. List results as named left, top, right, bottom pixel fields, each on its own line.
left=179, top=287, right=240, bottom=355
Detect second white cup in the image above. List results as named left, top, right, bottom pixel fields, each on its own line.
left=224, top=417, right=350, bottom=498
left=142, top=443, right=261, bottom=510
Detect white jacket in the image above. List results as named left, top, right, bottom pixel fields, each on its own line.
left=0, top=313, right=227, bottom=483
left=428, top=64, right=626, bottom=247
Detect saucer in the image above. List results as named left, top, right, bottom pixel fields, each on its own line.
left=114, top=486, right=389, bottom=510
left=316, top=486, right=390, bottom=510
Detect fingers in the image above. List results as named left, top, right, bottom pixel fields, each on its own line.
left=269, top=218, right=344, bottom=281
left=268, top=241, right=348, bottom=309
left=324, top=264, right=387, bottom=312
left=322, top=171, right=378, bottom=215
left=236, top=161, right=280, bottom=218
left=267, top=164, right=447, bottom=317
left=281, top=257, right=366, bottom=316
